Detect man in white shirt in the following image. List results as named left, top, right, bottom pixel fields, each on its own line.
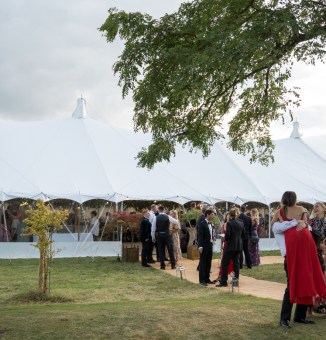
left=149, top=204, right=158, bottom=262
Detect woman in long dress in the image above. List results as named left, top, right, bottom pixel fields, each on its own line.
left=272, top=191, right=326, bottom=325
left=216, top=213, right=233, bottom=280
left=169, top=210, right=182, bottom=262
left=249, top=208, right=260, bottom=266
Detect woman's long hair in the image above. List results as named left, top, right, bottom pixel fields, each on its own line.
left=281, top=191, right=297, bottom=218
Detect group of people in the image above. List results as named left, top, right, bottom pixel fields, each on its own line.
left=197, top=205, right=261, bottom=287
left=272, top=192, right=326, bottom=328
left=139, top=204, right=182, bottom=269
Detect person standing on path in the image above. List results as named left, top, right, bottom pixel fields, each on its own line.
left=216, top=208, right=244, bottom=287
left=238, top=205, right=252, bottom=269
left=149, top=204, right=159, bottom=263
left=198, top=209, right=216, bottom=286
left=272, top=191, right=326, bottom=329
left=140, top=209, right=152, bottom=267
left=151, top=205, right=178, bottom=270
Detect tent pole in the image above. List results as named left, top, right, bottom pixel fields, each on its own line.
left=268, top=204, right=271, bottom=240
left=77, top=205, right=81, bottom=242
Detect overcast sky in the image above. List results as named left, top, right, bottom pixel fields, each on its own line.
left=0, top=0, right=324, bottom=139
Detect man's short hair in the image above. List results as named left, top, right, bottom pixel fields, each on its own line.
left=205, top=209, right=214, bottom=217
left=151, top=204, right=157, bottom=210
left=91, top=210, right=97, bottom=217
left=158, top=205, right=164, bottom=212
left=142, top=209, right=149, bottom=215
left=240, top=205, right=246, bottom=213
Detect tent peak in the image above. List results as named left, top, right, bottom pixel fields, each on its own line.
left=72, top=98, right=87, bottom=119
left=290, top=120, right=301, bottom=139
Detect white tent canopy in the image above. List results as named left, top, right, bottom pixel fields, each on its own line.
left=0, top=98, right=325, bottom=206
left=1, top=99, right=325, bottom=258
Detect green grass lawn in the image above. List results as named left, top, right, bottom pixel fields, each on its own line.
left=0, top=257, right=324, bottom=339
left=241, top=264, right=286, bottom=284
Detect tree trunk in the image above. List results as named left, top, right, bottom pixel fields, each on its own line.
left=38, top=239, right=48, bottom=294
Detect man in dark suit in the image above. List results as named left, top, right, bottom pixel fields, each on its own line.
left=151, top=205, right=178, bottom=270
left=216, top=208, right=245, bottom=287
left=140, top=209, right=152, bottom=267
left=238, top=205, right=252, bottom=269
left=198, top=209, right=216, bottom=286
left=195, top=206, right=207, bottom=271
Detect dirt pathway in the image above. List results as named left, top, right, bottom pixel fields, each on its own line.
left=150, top=256, right=285, bottom=300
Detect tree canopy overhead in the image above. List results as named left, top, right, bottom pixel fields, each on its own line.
left=100, top=0, right=325, bottom=168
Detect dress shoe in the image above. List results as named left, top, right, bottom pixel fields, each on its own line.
left=160, top=266, right=165, bottom=270
left=199, top=282, right=208, bottom=286
left=215, top=283, right=228, bottom=287
left=171, top=265, right=176, bottom=270
left=206, top=280, right=215, bottom=284
left=279, top=320, right=291, bottom=328
left=294, top=319, right=315, bottom=324
left=142, top=264, right=150, bottom=267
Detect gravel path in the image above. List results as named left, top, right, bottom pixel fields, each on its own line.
left=150, top=255, right=286, bottom=300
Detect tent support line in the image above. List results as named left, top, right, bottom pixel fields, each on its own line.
left=48, top=201, right=78, bottom=241
left=99, top=202, right=113, bottom=242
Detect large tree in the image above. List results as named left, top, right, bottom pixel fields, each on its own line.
left=100, top=0, right=325, bottom=168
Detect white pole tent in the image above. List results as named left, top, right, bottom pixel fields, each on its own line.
left=0, top=98, right=325, bottom=258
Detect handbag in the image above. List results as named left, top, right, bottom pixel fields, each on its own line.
left=251, top=236, right=259, bottom=244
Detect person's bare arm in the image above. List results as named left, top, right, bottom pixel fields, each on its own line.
left=271, top=210, right=281, bottom=226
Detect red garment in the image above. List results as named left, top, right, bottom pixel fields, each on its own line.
left=218, top=240, right=234, bottom=277
left=281, top=209, right=326, bottom=305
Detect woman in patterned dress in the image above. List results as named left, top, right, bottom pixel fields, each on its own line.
left=170, top=210, right=182, bottom=262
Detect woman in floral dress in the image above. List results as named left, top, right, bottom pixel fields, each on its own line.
left=170, top=210, right=182, bottom=262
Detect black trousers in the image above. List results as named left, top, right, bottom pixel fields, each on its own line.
left=141, top=240, right=151, bottom=265
left=220, top=250, right=240, bottom=285
left=240, top=239, right=252, bottom=268
left=157, top=231, right=175, bottom=268
left=280, top=258, right=307, bottom=321
left=199, top=244, right=213, bottom=283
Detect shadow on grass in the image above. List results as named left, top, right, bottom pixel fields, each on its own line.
left=10, top=290, right=74, bottom=304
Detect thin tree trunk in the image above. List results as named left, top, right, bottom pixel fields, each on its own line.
left=38, top=239, right=48, bottom=294
left=39, top=248, right=45, bottom=293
